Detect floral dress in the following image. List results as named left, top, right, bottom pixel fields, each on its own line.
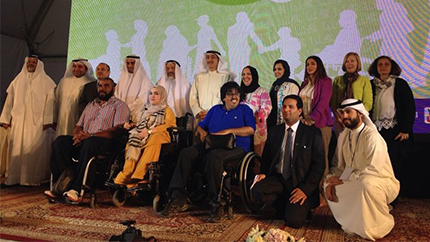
left=242, top=87, right=272, bottom=145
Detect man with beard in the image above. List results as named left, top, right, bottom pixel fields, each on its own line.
left=160, top=82, right=255, bottom=223
left=189, top=50, right=235, bottom=121
left=0, top=55, right=56, bottom=185
left=55, top=58, right=96, bottom=137
left=251, top=95, right=325, bottom=228
left=44, top=77, right=130, bottom=204
left=156, top=60, right=191, bottom=117
left=324, top=99, right=399, bottom=241
left=115, top=55, right=153, bottom=119
left=78, top=62, right=111, bottom=114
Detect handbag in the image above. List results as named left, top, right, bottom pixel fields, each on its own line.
left=204, top=133, right=236, bottom=151
left=51, top=166, right=75, bottom=196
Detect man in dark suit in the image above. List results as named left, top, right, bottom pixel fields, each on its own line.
left=252, top=94, right=325, bottom=228
left=78, top=62, right=111, bottom=115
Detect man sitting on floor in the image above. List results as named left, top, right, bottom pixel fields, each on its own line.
left=44, top=77, right=130, bottom=203
left=159, top=81, right=255, bottom=223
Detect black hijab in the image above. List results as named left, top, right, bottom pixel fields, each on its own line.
left=240, top=65, right=260, bottom=100
left=271, top=59, right=299, bottom=90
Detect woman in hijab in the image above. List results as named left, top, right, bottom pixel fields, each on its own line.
left=267, top=59, right=300, bottom=128
left=330, top=52, right=372, bottom=136
left=240, top=66, right=272, bottom=156
left=114, top=85, right=176, bottom=186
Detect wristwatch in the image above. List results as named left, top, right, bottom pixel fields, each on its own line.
left=148, top=129, right=152, bottom=134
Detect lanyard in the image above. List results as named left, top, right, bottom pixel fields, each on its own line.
left=348, top=124, right=365, bottom=167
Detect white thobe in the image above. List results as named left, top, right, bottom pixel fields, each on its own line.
left=0, top=72, right=56, bottom=185
left=55, top=76, right=92, bottom=136
left=325, top=123, right=400, bottom=241
left=189, top=71, right=230, bottom=116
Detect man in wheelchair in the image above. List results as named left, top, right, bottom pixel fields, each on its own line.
left=44, top=77, right=130, bottom=204
left=159, top=82, right=256, bottom=223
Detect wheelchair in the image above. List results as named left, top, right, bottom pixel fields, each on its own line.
left=187, top=149, right=266, bottom=220
left=106, top=114, right=193, bottom=211
left=45, top=132, right=128, bottom=208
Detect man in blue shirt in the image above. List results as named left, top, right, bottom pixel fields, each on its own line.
left=160, top=82, right=255, bottom=222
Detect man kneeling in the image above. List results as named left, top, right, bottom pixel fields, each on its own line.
left=251, top=95, right=325, bottom=228
left=324, top=99, right=399, bottom=241
left=159, top=82, right=255, bottom=223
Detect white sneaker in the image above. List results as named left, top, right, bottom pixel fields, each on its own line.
left=63, top=189, right=80, bottom=204
left=44, top=190, right=57, bottom=199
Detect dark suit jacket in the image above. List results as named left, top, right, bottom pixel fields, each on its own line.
left=262, top=122, right=325, bottom=205
left=79, top=81, right=98, bottom=116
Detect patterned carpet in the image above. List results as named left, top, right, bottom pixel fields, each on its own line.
left=0, top=185, right=429, bottom=242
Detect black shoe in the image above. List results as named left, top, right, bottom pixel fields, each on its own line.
left=159, top=198, right=189, bottom=218
left=159, top=199, right=174, bottom=217
left=207, top=202, right=223, bottom=223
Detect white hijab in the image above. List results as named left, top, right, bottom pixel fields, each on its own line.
left=157, top=61, right=191, bottom=117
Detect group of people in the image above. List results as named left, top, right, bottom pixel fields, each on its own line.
left=0, top=49, right=415, bottom=240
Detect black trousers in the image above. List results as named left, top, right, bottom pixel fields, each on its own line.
left=169, top=143, right=245, bottom=202
left=252, top=174, right=311, bottom=228
left=49, top=135, right=113, bottom=191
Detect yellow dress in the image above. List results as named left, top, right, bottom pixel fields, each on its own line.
left=114, top=107, right=176, bottom=185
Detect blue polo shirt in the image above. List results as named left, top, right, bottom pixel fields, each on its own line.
left=199, top=104, right=256, bottom=152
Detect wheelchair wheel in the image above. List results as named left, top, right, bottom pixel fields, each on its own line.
left=90, top=194, right=97, bottom=209
left=153, top=194, right=161, bottom=212
left=112, top=188, right=127, bottom=207
left=239, top=152, right=266, bottom=213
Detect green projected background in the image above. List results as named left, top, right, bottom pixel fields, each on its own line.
left=68, top=0, right=430, bottom=132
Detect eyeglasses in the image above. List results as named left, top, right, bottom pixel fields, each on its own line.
left=226, top=92, right=240, bottom=97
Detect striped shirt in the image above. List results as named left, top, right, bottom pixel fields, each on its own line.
left=77, top=96, right=130, bottom=134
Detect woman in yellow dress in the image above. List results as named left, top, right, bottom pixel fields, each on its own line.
left=114, top=85, right=176, bottom=186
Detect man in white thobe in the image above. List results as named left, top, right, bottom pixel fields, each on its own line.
left=324, top=99, right=400, bottom=241
left=115, top=55, right=153, bottom=120
left=189, top=50, right=236, bottom=120
left=157, top=60, right=191, bottom=117
left=55, top=58, right=96, bottom=137
left=0, top=56, right=56, bottom=185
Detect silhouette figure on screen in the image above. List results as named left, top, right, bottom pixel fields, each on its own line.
left=227, top=12, right=264, bottom=81
left=193, top=15, right=226, bottom=76
left=89, top=30, right=121, bottom=81
left=157, top=25, right=196, bottom=82
left=260, top=27, right=302, bottom=79
left=365, top=0, right=430, bottom=91
left=122, top=20, right=152, bottom=79
left=318, top=10, right=361, bottom=76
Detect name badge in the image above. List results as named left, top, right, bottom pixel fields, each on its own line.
left=340, top=167, right=354, bottom=180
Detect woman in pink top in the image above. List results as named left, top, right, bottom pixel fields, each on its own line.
left=240, top=66, right=272, bottom=156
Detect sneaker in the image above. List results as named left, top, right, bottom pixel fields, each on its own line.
left=159, top=198, right=189, bottom=218
left=44, top=190, right=59, bottom=202
left=63, top=189, right=80, bottom=204
left=207, top=202, right=223, bottom=223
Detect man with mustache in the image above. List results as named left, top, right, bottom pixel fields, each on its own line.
left=78, top=62, right=111, bottom=115
left=160, top=82, right=255, bottom=223
left=251, top=94, right=325, bottom=228
left=156, top=60, right=191, bottom=117
left=45, top=77, right=130, bottom=204
left=0, top=55, right=56, bottom=185
left=324, top=99, right=399, bottom=241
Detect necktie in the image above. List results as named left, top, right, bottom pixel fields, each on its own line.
left=282, top=128, right=293, bottom=180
